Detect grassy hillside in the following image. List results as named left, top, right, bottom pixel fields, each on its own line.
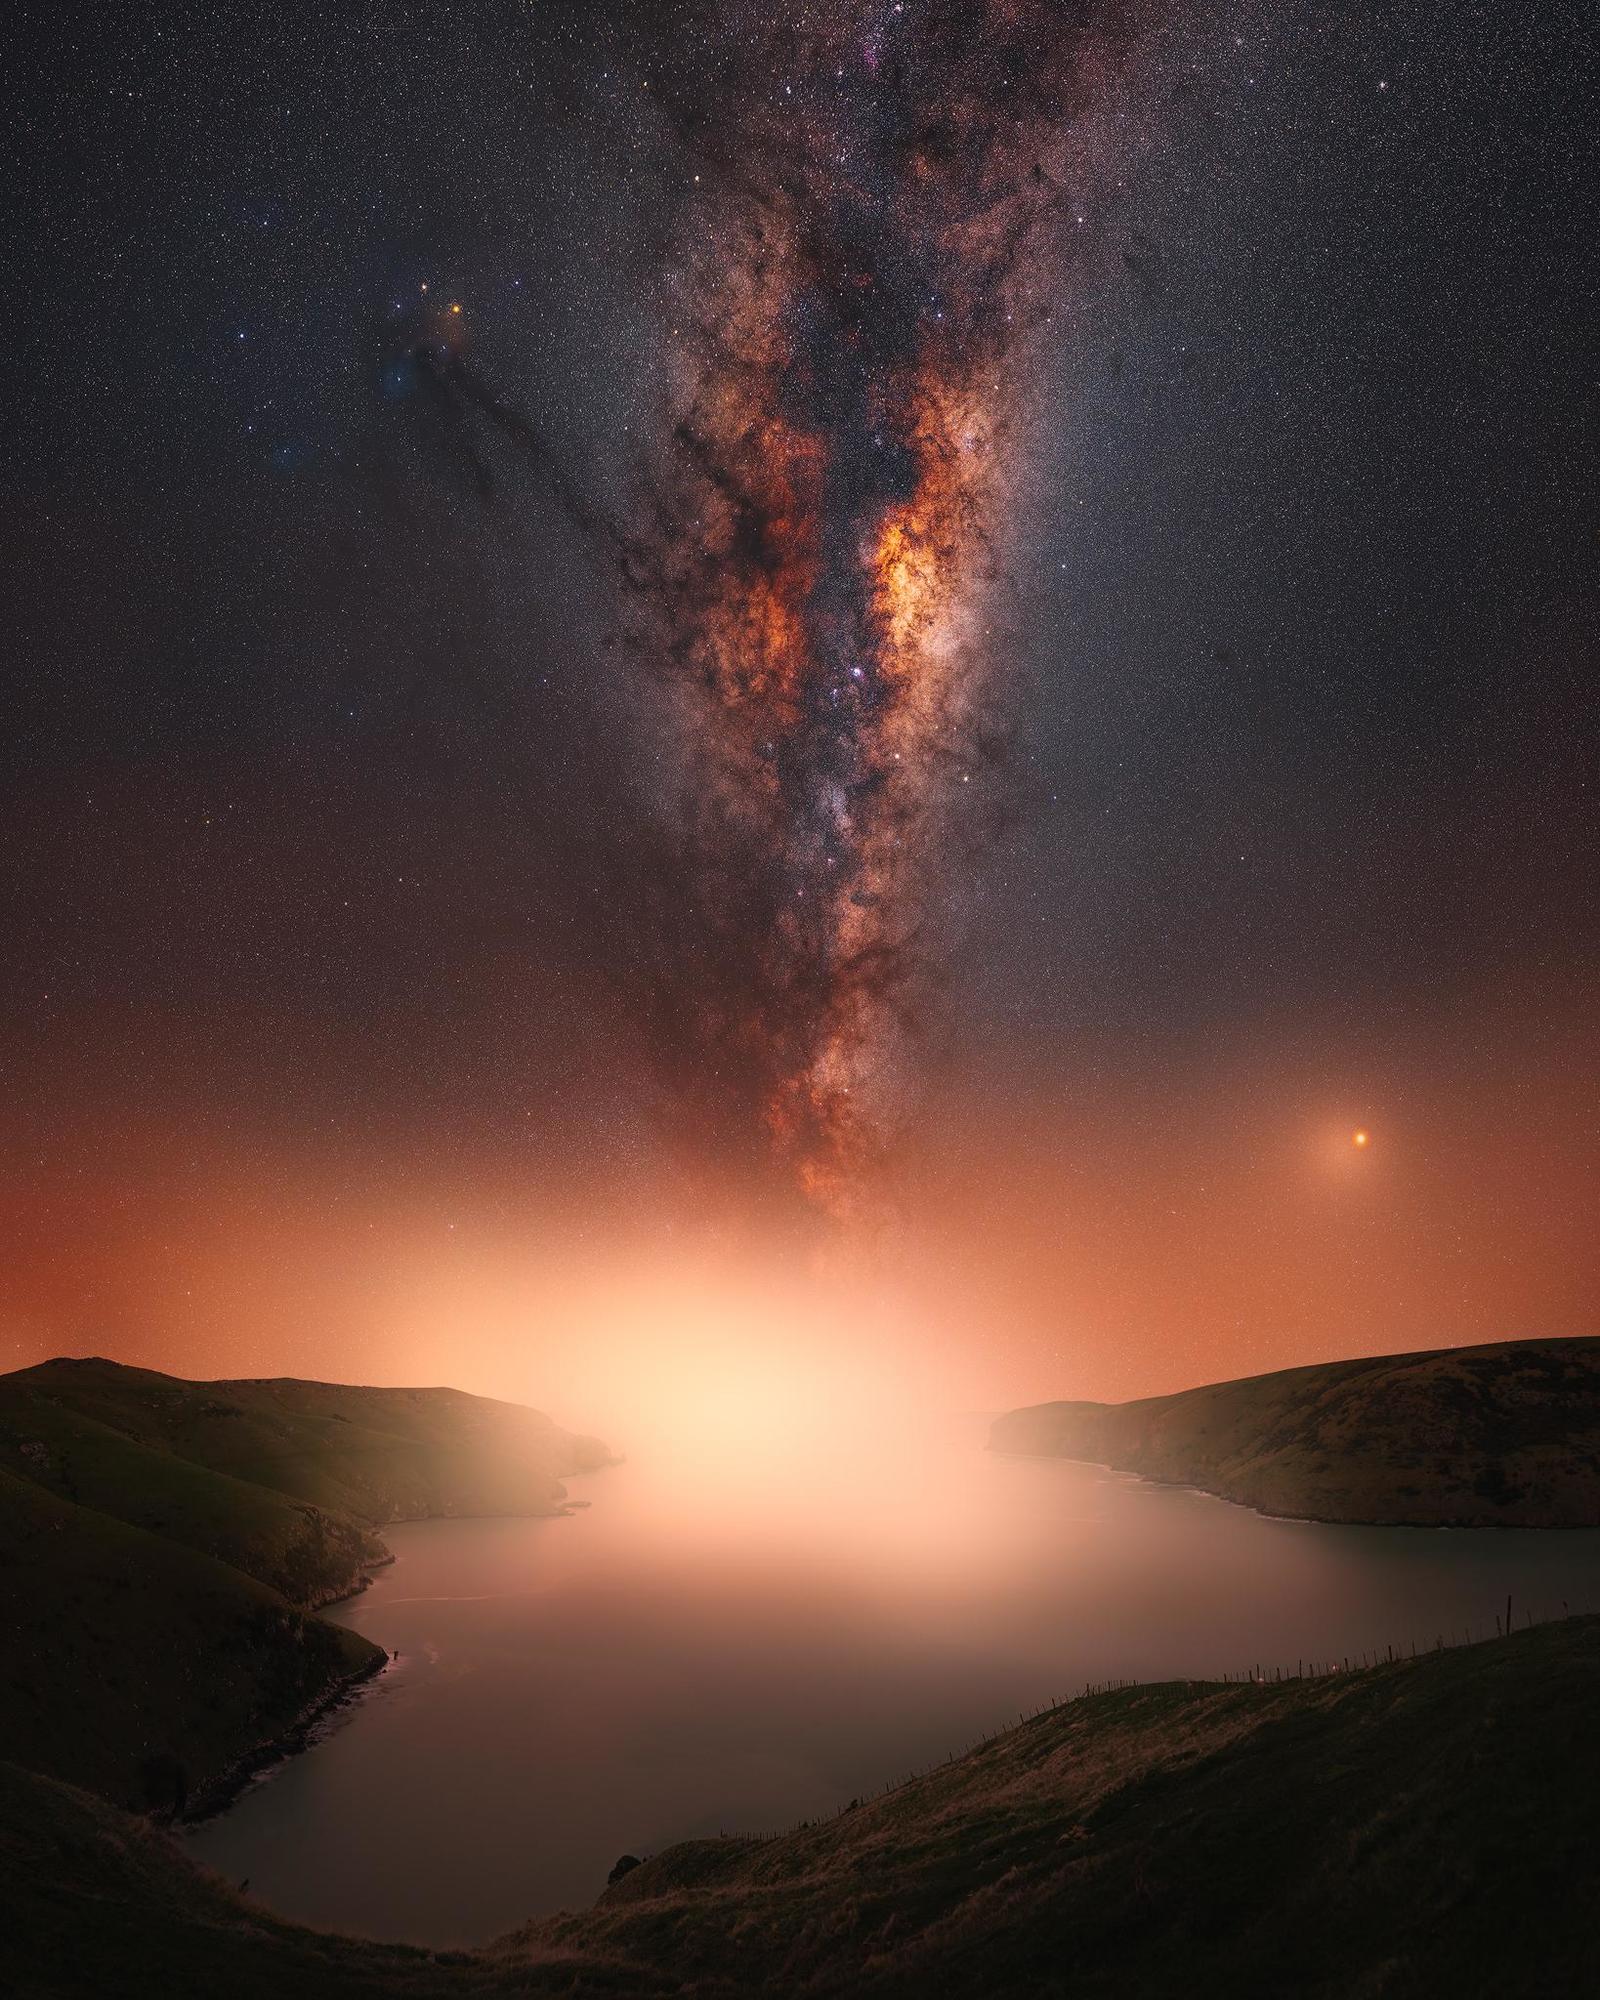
left=0, top=1378, right=388, bottom=1607
left=0, top=1466, right=383, bottom=1814
left=0, top=1359, right=612, bottom=1814
left=989, top=1335, right=1600, bottom=1527
left=4, top=1359, right=612, bottom=1560
left=5, top=1618, right=1599, bottom=1997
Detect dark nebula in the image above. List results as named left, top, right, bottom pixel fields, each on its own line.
left=3, top=0, right=1596, bottom=1385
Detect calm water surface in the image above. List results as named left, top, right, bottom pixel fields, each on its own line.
left=187, top=1429, right=1600, bottom=1945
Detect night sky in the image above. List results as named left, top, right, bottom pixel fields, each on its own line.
left=4, top=0, right=1597, bottom=1403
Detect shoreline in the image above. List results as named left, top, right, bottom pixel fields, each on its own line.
left=180, top=1645, right=392, bottom=1827
left=302, top=1547, right=397, bottom=1614
left=177, top=1486, right=608, bottom=1829
left=986, top=1446, right=1600, bottom=1532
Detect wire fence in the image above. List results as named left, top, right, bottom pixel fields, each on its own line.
left=705, top=1595, right=1589, bottom=1845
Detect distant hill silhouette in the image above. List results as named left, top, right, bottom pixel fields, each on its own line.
left=991, top=1336, right=1600, bottom=1527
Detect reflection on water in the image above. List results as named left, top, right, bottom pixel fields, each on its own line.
left=187, top=1423, right=1600, bottom=1946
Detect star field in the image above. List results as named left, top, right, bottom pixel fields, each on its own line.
left=2, top=0, right=1596, bottom=1389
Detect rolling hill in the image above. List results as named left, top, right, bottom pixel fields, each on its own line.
left=4, top=1616, right=1598, bottom=1997
left=0, top=1359, right=611, bottom=1812
left=989, top=1336, right=1600, bottom=1527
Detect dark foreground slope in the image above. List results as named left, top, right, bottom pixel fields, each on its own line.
left=0, top=1359, right=610, bottom=1812
left=0, top=1465, right=380, bottom=1817
left=5, top=1619, right=1599, bottom=1998
left=990, top=1336, right=1600, bottom=1527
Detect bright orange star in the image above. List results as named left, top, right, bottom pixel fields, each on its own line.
left=1352, top=1128, right=1370, bottom=1148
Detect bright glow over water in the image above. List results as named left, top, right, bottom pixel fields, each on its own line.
left=186, top=1426, right=1600, bottom=1946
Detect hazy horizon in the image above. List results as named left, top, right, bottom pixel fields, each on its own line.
left=5, top=0, right=1595, bottom=1418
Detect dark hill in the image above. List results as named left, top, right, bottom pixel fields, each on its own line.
left=0, top=1466, right=378, bottom=1816
left=989, top=1336, right=1600, bottom=1527
left=4, top=1357, right=613, bottom=1558
left=0, top=1359, right=611, bottom=1813
left=4, top=1618, right=1599, bottom=1997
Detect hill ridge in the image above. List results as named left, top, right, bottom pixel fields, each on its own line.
left=5, top=1616, right=1598, bottom=1995
left=0, top=1358, right=611, bottom=1814
left=990, top=1334, right=1600, bottom=1527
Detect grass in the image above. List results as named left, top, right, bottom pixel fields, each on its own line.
left=0, top=1383, right=389, bottom=1606
left=990, top=1334, right=1600, bottom=1527
left=4, top=1617, right=1598, bottom=1997
left=0, top=1466, right=382, bottom=1814
left=0, top=1358, right=612, bottom=1813
left=7, top=1351, right=1596, bottom=1994
left=3, top=1357, right=613, bottom=1542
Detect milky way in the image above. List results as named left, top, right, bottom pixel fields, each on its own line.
left=615, top=0, right=1146, bottom=1216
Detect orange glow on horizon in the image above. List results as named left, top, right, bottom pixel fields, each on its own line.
left=3, top=1016, right=1595, bottom=1419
